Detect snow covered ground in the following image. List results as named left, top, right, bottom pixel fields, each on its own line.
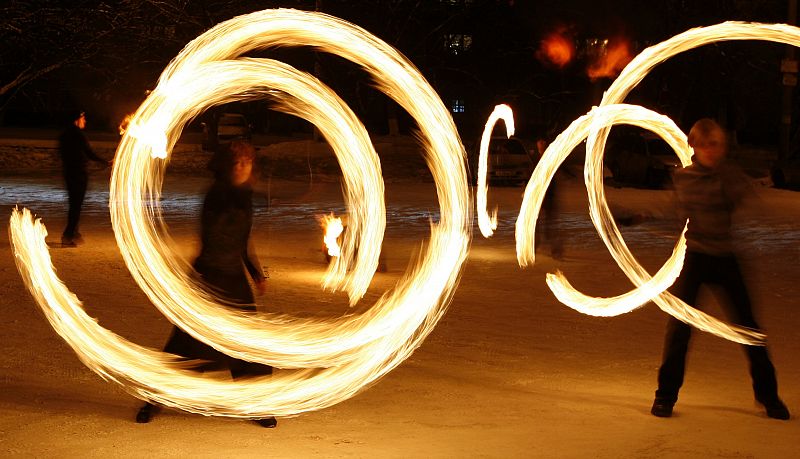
left=1, top=168, right=798, bottom=458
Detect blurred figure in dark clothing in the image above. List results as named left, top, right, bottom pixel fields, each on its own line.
left=535, top=135, right=563, bottom=259
left=136, top=141, right=276, bottom=428
left=650, top=119, right=789, bottom=420
left=59, top=111, right=110, bottom=246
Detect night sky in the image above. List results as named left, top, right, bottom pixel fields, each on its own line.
left=0, top=1, right=796, bottom=146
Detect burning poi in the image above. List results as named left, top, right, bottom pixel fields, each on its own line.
left=320, top=213, right=345, bottom=258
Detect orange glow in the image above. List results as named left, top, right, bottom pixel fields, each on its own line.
left=118, top=114, right=133, bottom=135
left=587, top=38, right=633, bottom=80
left=537, top=27, right=575, bottom=68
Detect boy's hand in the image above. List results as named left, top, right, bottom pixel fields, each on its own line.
left=255, top=279, right=267, bottom=296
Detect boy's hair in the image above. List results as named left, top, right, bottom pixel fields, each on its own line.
left=208, top=140, right=256, bottom=181
left=65, top=110, right=85, bottom=125
left=228, top=140, right=256, bottom=162
left=687, top=118, right=726, bottom=149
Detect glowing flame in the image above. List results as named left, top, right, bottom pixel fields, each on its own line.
left=587, top=38, right=633, bottom=80
left=118, top=114, right=133, bottom=135
left=477, top=104, right=514, bottom=238
left=9, top=9, right=470, bottom=418
left=537, top=26, right=575, bottom=68
left=321, top=213, right=344, bottom=257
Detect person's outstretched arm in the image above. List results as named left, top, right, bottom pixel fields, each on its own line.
left=81, top=133, right=110, bottom=165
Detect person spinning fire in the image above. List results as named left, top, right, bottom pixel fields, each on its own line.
left=650, top=119, right=789, bottom=420
left=135, top=140, right=276, bottom=427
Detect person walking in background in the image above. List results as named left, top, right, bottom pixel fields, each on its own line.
left=58, top=110, right=111, bottom=246
left=650, top=118, right=789, bottom=420
left=136, top=140, right=276, bottom=428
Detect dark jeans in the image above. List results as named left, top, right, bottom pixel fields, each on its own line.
left=163, top=327, right=273, bottom=379
left=655, top=251, right=779, bottom=403
left=163, top=267, right=272, bottom=379
left=63, top=171, right=88, bottom=239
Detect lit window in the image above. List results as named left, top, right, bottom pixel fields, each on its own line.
left=444, top=34, right=473, bottom=55
left=451, top=99, right=465, bottom=113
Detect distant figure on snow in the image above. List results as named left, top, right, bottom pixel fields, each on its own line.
left=58, top=110, right=111, bottom=246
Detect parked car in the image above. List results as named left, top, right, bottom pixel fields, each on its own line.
left=771, top=156, right=800, bottom=189
left=202, top=113, right=251, bottom=150
left=605, top=128, right=680, bottom=189
left=469, top=137, right=536, bottom=186
left=218, top=113, right=251, bottom=141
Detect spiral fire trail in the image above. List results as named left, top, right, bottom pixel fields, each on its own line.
left=580, top=22, right=800, bottom=344
left=10, top=9, right=469, bottom=417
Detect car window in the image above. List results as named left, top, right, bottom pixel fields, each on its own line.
left=220, top=116, right=244, bottom=126
left=647, top=139, right=673, bottom=156
left=615, top=134, right=646, bottom=152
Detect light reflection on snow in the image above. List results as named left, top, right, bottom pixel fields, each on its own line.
left=6, top=176, right=797, bottom=253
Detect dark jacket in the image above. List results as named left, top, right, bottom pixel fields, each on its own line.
left=58, top=124, right=106, bottom=175
left=193, top=180, right=264, bottom=305
left=162, top=179, right=270, bottom=372
left=673, top=158, right=754, bottom=255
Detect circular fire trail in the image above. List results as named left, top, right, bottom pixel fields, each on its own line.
left=515, top=21, right=800, bottom=345
left=10, top=9, right=469, bottom=417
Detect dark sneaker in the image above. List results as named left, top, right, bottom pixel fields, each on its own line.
left=136, top=403, right=155, bottom=423
left=758, top=398, right=790, bottom=420
left=651, top=398, right=675, bottom=418
left=61, top=237, right=78, bottom=247
left=254, top=416, right=277, bottom=428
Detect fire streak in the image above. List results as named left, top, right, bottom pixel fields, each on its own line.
left=476, top=104, right=514, bottom=238
left=516, top=21, right=800, bottom=345
left=10, top=9, right=469, bottom=417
